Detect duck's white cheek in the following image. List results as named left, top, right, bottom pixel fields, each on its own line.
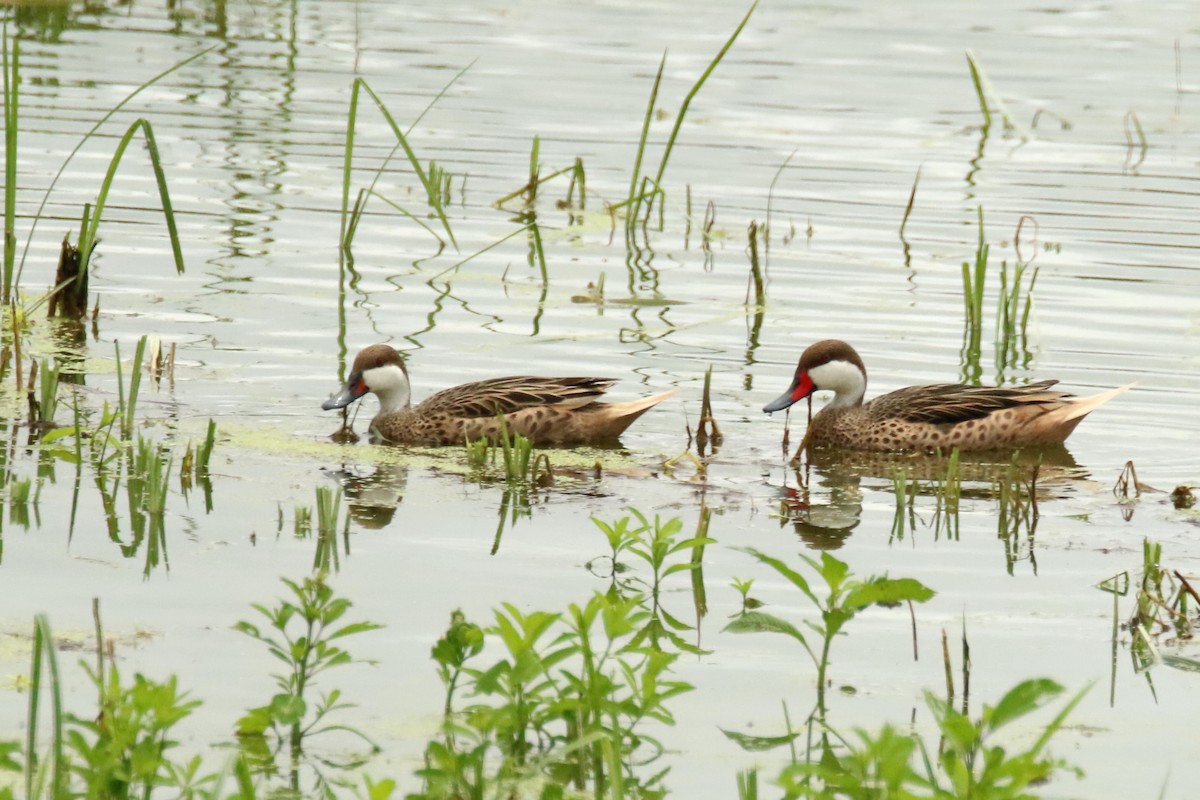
left=808, top=360, right=865, bottom=406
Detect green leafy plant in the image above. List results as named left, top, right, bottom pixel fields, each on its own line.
left=413, top=589, right=693, bottom=799
left=725, top=549, right=935, bottom=724
left=591, top=508, right=715, bottom=654
left=771, top=679, right=1084, bottom=798
left=234, top=574, right=382, bottom=770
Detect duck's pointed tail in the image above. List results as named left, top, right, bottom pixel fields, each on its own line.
left=1059, top=382, right=1136, bottom=423
left=599, top=388, right=678, bottom=438
left=1032, top=382, right=1134, bottom=443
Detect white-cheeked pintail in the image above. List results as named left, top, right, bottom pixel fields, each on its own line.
left=762, top=339, right=1132, bottom=452
left=322, top=344, right=676, bottom=446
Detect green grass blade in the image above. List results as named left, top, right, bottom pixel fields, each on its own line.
left=624, top=50, right=667, bottom=228
left=648, top=1, right=758, bottom=195
left=3, top=27, right=17, bottom=303
left=26, top=615, right=65, bottom=800
left=965, top=50, right=991, bottom=129
left=76, top=120, right=186, bottom=275
left=341, top=60, right=473, bottom=252
left=15, top=45, right=214, bottom=282
left=341, top=78, right=458, bottom=251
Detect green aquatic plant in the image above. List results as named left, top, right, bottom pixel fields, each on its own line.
left=965, top=50, right=1031, bottom=140
left=996, top=454, right=1039, bottom=574
left=890, top=469, right=918, bottom=541
left=463, top=415, right=554, bottom=488
left=131, top=435, right=172, bottom=516
left=2, top=24, right=17, bottom=303
left=234, top=574, right=382, bottom=772
left=1098, top=538, right=1200, bottom=682
left=315, top=485, right=342, bottom=538
left=416, top=584, right=694, bottom=798
left=621, top=1, right=758, bottom=240
left=6, top=36, right=208, bottom=307
left=113, top=336, right=148, bottom=441
left=932, top=447, right=963, bottom=539
left=772, top=679, right=1084, bottom=799
left=339, top=61, right=471, bottom=256
left=33, top=356, right=59, bottom=427
left=960, top=210, right=1038, bottom=384
left=339, top=78, right=459, bottom=254
left=591, top=509, right=715, bottom=654
left=961, top=208, right=989, bottom=383
left=14, top=610, right=207, bottom=800
left=725, top=549, right=935, bottom=725
left=313, top=485, right=344, bottom=572
left=293, top=504, right=312, bottom=537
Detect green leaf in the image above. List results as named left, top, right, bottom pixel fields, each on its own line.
left=843, top=577, right=936, bottom=610
left=269, top=693, right=307, bottom=725
left=234, top=705, right=272, bottom=737
left=328, top=621, right=384, bottom=640
left=720, top=727, right=800, bottom=752
left=987, top=678, right=1064, bottom=732
left=364, top=777, right=397, bottom=800
left=815, top=551, right=850, bottom=588
left=737, top=547, right=817, bottom=602
left=0, top=741, right=20, bottom=773
left=723, top=611, right=807, bottom=645
left=1162, top=654, right=1200, bottom=673
left=663, top=562, right=698, bottom=578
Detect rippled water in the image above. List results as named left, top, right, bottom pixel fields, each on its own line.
left=1, top=0, right=1198, bottom=796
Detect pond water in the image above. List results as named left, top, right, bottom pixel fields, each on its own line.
left=1, top=0, right=1198, bottom=796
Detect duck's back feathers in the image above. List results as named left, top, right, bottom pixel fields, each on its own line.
left=870, top=380, right=1069, bottom=425
left=417, top=376, right=617, bottom=418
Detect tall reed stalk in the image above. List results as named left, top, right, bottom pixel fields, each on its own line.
left=340, top=78, right=459, bottom=253
left=621, top=2, right=758, bottom=238
left=960, top=208, right=988, bottom=383
left=3, top=25, right=18, bottom=303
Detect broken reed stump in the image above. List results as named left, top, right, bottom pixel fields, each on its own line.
left=48, top=235, right=89, bottom=319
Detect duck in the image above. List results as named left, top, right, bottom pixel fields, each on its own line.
left=322, top=343, right=676, bottom=446
left=762, top=339, right=1131, bottom=452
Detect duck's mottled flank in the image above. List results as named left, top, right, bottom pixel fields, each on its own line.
left=763, top=339, right=1130, bottom=452
left=324, top=344, right=675, bottom=446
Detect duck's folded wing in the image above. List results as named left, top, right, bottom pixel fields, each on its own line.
left=419, top=376, right=617, bottom=418
left=871, top=380, right=1070, bottom=425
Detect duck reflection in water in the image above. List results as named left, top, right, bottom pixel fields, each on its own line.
left=774, top=445, right=1079, bottom=554
left=324, top=462, right=409, bottom=530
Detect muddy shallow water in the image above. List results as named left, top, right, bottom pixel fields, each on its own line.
left=1, top=0, right=1199, bottom=797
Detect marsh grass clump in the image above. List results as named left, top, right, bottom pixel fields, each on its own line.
left=339, top=77, right=460, bottom=255
left=16, top=609, right=209, bottom=800
left=995, top=455, right=1040, bottom=573
left=32, top=356, right=59, bottom=427
left=130, top=435, right=171, bottom=517
left=294, top=504, right=312, bottom=537
left=114, top=336, right=148, bottom=441
left=619, top=2, right=758, bottom=246
left=1099, top=538, right=1200, bottom=679
left=180, top=419, right=217, bottom=510
left=890, top=469, right=917, bottom=541
left=9, top=474, right=31, bottom=527
left=960, top=210, right=1039, bottom=384
left=463, top=415, right=553, bottom=488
